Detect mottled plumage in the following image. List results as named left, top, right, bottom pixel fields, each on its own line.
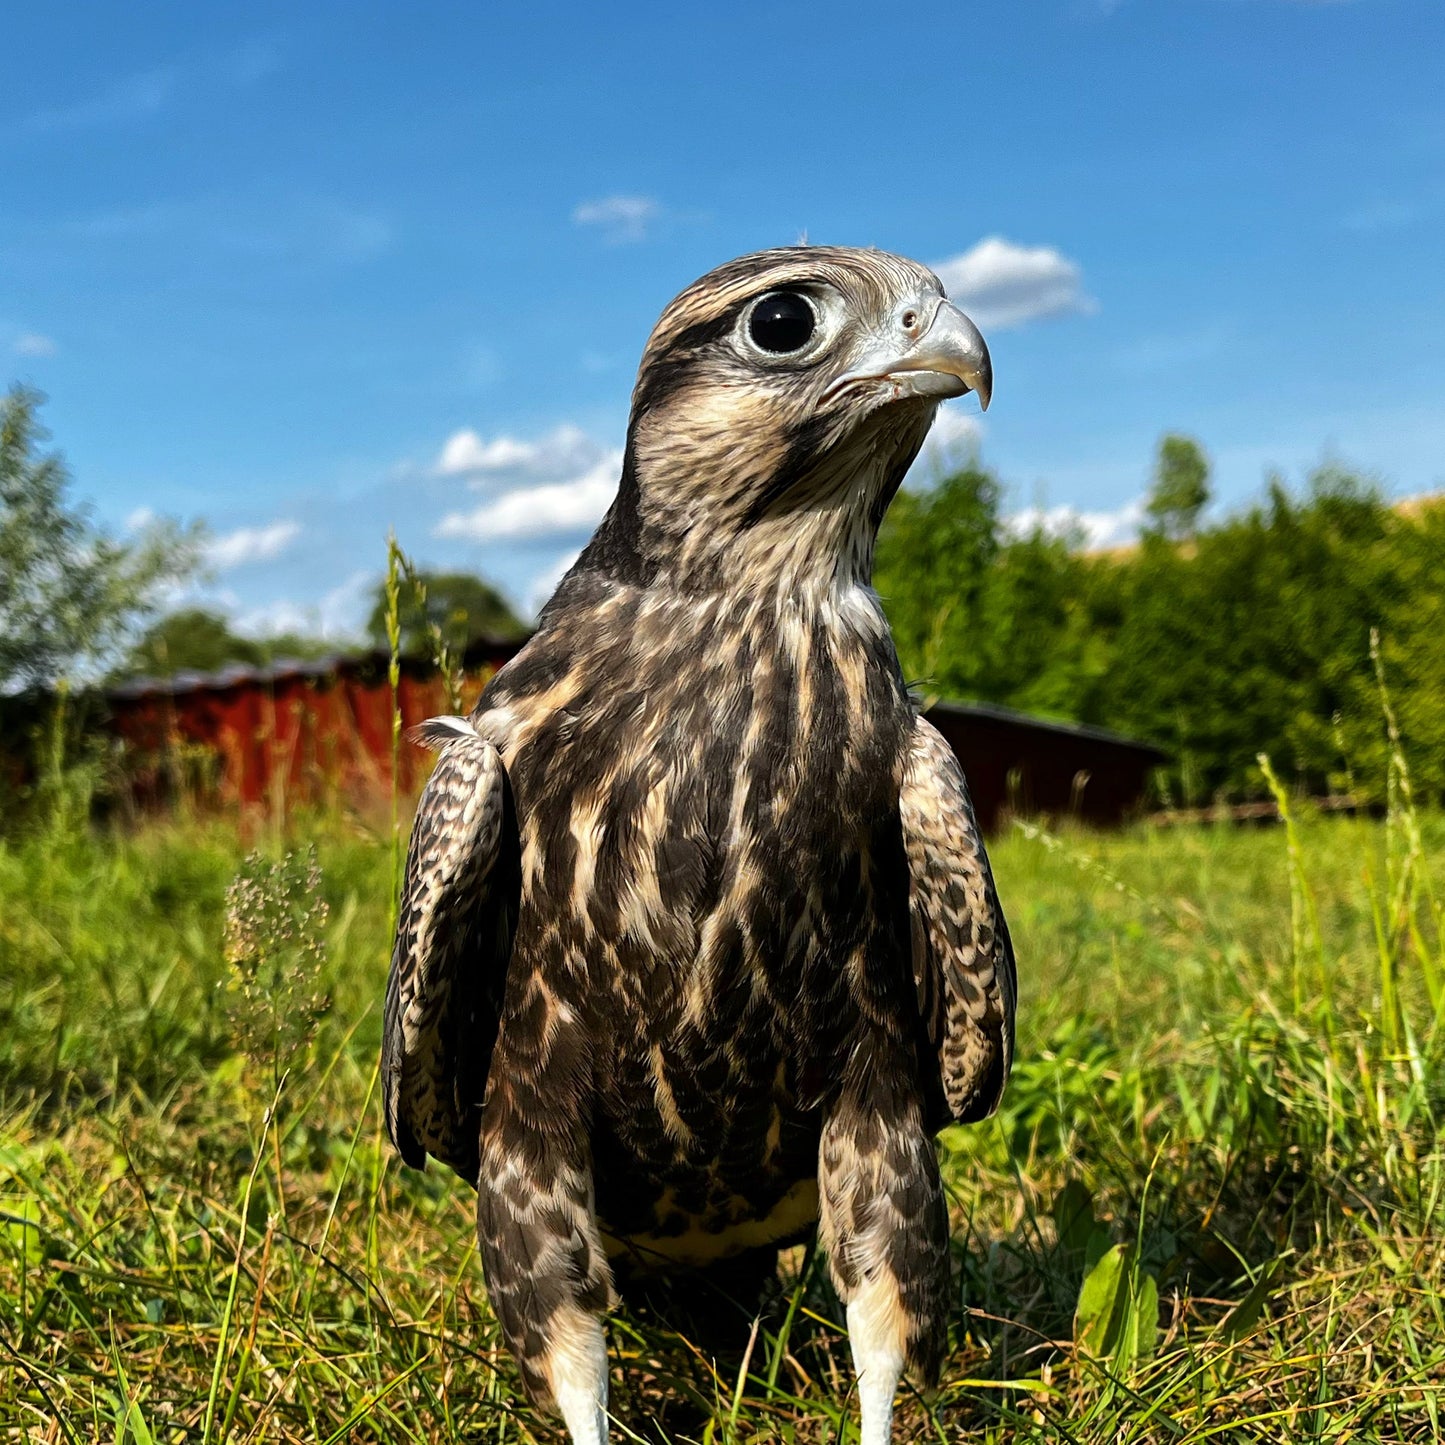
left=382, top=246, right=1015, bottom=1445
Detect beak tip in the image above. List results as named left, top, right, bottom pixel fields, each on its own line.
left=970, top=366, right=992, bottom=413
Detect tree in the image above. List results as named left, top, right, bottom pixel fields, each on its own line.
left=0, top=386, right=200, bottom=689
left=874, top=440, right=1445, bottom=805
left=1145, top=433, right=1211, bottom=541
left=118, top=609, right=334, bottom=678
left=365, top=570, right=526, bottom=656
left=874, top=464, right=1001, bottom=699
left=123, top=609, right=265, bottom=677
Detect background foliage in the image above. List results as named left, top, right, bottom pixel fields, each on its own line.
left=0, top=386, right=200, bottom=691
left=877, top=440, right=1445, bottom=803
left=363, top=571, right=526, bottom=656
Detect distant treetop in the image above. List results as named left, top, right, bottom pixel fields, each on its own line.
left=1145, top=433, right=1212, bottom=541
left=118, top=608, right=334, bottom=680
left=365, top=570, right=526, bottom=657
left=1, top=385, right=200, bottom=689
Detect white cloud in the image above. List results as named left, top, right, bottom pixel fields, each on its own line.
left=1112, top=322, right=1234, bottom=374
left=911, top=402, right=985, bottom=480
left=573, top=194, right=663, bottom=243
left=123, top=506, right=157, bottom=532
left=228, top=37, right=284, bottom=87
left=313, top=204, right=392, bottom=262
left=926, top=403, right=984, bottom=454
left=437, top=430, right=533, bottom=474
left=233, top=569, right=373, bottom=643
left=931, top=237, right=1095, bottom=330
left=437, top=451, right=623, bottom=543
left=207, top=519, right=302, bottom=570
left=1005, top=497, right=1146, bottom=551
left=13, top=332, right=58, bottom=358
left=435, top=422, right=600, bottom=479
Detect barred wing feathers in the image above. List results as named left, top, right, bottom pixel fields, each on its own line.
left=383, top=717, right=519, bottom=1180
left=900, top=715, right=1017, bottom=1126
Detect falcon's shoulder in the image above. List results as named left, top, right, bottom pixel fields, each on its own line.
left=899, top=714, right=1017, bottom=1126
left=382, top=716, right=520, bottom=1181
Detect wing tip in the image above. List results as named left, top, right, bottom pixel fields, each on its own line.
left=408, top=714, right=478, bottom=750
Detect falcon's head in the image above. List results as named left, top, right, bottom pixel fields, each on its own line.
left=580, top=246, right=991, bottom=595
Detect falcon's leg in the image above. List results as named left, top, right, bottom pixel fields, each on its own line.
left=818, top=1060, right=949, bottom=1445
left=475, top=1026, right=617, bottom=1445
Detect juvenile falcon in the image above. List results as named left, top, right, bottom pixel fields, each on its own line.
left=383, top=246, right=1016, bottom=1445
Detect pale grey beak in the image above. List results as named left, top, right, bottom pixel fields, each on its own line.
left=824, top=298, right=993, bottom=411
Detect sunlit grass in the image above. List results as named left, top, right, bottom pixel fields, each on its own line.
left=2, top=791, right=1443, bottom=1440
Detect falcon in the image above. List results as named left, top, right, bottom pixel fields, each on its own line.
left=383, top=246, right=1016, bottom=1445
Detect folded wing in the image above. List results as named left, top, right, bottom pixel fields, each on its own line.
left=900, top=715, right=1017, bottom=1127
left=382, top=717, right=520, bottom=1181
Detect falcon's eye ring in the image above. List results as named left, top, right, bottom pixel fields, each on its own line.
left=746, top=291, right=817, bottom=355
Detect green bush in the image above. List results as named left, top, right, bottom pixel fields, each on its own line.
left=877, top=452, right=1445, bottom=804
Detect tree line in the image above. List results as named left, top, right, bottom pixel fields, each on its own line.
left=0, top=386, right=525, bottom=692
left=875, top=438, right=1445, bottom=804
left=6, top=383, right=1444, bottom=804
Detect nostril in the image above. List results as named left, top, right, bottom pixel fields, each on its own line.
left=901, top=309, right=918, bottom=331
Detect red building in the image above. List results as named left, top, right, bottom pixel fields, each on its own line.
left=97, top=637, right=1165, bottom=830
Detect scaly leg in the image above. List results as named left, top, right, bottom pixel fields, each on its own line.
left=548, top=1307, right=610, bottom=1445
left=819, top=1056, right=949, bottom=1445
left=475, top=1021, right=617, bottom=1445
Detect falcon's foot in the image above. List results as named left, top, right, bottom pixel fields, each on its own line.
left=548, top=1307, right=610, bottom=1445
left=819, top=1061, right=950, bottom=1445
left=848, top=1278, right=906, bottom=1445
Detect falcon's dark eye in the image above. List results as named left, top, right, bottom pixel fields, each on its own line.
left=748, top=292, right=816, bottom=354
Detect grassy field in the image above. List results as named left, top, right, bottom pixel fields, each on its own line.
left=2, top=780, right=1444, bottom=1442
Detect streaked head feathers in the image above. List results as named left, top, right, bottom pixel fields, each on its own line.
left=578, top=245, right=992, bottom=595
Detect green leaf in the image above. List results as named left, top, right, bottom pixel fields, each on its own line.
left=1075, top=1242, right=1160, bottom=1378
left=1075, top=1242, right=1129, bottom=1357
left=2, top=1197, right=45, bottom=1266
left=1129, top=1269, right=1160, bottom=1364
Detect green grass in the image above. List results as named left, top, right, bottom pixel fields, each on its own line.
left=2, top=794, right=1444, bottom=1442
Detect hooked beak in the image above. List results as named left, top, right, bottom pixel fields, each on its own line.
left=824, top=298, right=993, bottom=411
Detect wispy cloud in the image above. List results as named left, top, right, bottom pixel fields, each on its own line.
left=1112, top=321, right=1235, bottom=374
left=233, top=569, right=373, bottom=643
left=435, top=422, right=599, bottom=478
left=12, top=332, right=57, bottom=358
left=1005, top=497, right=1146, bottom=551
left=1100, top=0, right=1362, bottom=11
left=207, top=519, right=302, bottom=570
left=227, top=37, right=285, bottom=87
left=437, top=452, right=623, bottom=543
left=14, top=39, right=282, bottom=136
left=21, top=68, right=174, bottom=134
left=309, top=204, right=392, bottom=262
left=915, top=402, right=985, bottom=477
left=931, top=237, right=1096, bottom=330
left=573, top=194, right=664, bottom=243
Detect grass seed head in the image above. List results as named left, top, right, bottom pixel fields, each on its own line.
left=221, top=845, right=331, bottom=1089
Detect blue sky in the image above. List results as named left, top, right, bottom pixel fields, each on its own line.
left=4, top=0, right=1443, bottom=639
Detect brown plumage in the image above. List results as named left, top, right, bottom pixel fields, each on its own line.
left=381, top=245, right=1015, bottom=1445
